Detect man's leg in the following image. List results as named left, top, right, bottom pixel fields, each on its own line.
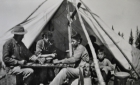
left=39, top=68, right=48, bottom=84
left=49, top=68, right=80, bottom=85
left=21, top=68, right=34, bottom=85
left=9, top=67, right=34, bottom=85
left=101, top=70, right=107, bottom=82
left=48, top=68, right=55, bottom=82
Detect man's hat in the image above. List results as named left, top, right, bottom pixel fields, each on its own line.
left=11, top=26, right=27, bottom=35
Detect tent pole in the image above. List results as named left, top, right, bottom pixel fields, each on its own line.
left=80, top=0, right=140, bottom=78
left=67, top=0, right=73, bottom=57
left=74, top=2, right=105, bottom=85
left=67, top=1, right=81, bottom=57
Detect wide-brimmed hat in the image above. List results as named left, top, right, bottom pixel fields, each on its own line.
left=11, top=26, right=27, bottom=35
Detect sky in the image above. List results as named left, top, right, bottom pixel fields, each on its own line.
left=0, top=0, right=44, bottom=35
left=83, top=0, right=140, bottom=42
left=0, top=0, right=140, bottom=42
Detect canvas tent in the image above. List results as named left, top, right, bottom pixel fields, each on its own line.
left=0, top=0, right=140, bottom=84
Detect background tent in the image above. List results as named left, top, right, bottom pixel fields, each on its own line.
left=0, top=0, right=140, bottom=79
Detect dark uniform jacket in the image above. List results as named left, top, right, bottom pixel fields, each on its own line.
left=3, top=38, right=34, bottom=67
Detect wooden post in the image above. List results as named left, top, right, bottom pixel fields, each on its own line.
left=67, top=1, right=73, bottom=57
left=74, top=2, right=105, bottom=85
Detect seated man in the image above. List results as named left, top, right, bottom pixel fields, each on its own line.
left=3, top=26, right=39, bottom=85
left=91, top=47, right=114, bottom=84
left=35, top=31, right=56, bottom=85
left=50, top=33, right=90, bottom=85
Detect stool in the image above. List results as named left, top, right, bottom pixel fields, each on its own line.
left=114, top=72, right=130, bottom=85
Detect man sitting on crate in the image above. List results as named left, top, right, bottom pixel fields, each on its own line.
left=3, top=26, right=40, bottom=85
left=50, top=33, right=90, bottom=85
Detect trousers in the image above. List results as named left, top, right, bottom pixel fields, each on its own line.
left=49, top=67, right=83, bottom=85
left=8, top=66, right=34, bottom=85
left=37, top=68, right=55, bottom=84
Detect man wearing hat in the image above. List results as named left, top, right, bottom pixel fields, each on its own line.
left=3, top=26, right=39, bottom=85
left=49, top=33, right=90, bottom=85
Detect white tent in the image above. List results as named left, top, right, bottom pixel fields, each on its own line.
left=0, top=0, right=140, bottom=84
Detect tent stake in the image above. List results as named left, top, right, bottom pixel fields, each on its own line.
left=80, top=0, right=140, bottom=79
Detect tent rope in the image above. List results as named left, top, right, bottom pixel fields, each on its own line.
left=80, top=7, right=112, bottom=32
left=5, top=0, right=47, bottom=33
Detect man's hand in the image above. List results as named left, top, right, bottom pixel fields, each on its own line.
left=51, top=54, right=56, bottom=58
left=37, top=58, right=46, bottom=64
left=18, top=60, right=27, bottom=65
left=10, top=66, right=21, bottom=75
left=53, top=59, right=61, bottom=64
left=82, top=53, right=89, bottom=62
left=29, top=55, right=38, bottom=62
left=102, top=67, right=108, bottom=74
left=51, top=53, right=57, bottom=58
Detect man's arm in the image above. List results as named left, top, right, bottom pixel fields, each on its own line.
left=3, top=42, right=18, bottom=66
left=38, top=54, right=56, bottom=58
left=35, top=40, right=43, bottom=55
left=104, top=59, right=114, bottom=71
left=59, top=45, right=85, bottom=63
left=36, top=40, right=56, bottom=58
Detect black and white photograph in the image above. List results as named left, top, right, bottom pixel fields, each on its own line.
left=0, top=0, right=140, bottom=85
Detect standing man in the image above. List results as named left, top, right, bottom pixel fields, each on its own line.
left=35, top=31, right=56, bottom=85
left=50, top=33, right=90, bottom=85
left=3, top=26, right=38, bottom=85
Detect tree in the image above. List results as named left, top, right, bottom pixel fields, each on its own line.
left=135, top=34, right=140, bottom=49
left=112, top=25, right=114, bottom=31
left=135, top=26, right=140, bottom=49
left=121, top=33, right=124, bottom=38
left=118, top=31, right=121, bottom=36
left=129, top=29, right=133, bottom=45
left=136, top=26, right=139, bottom=39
